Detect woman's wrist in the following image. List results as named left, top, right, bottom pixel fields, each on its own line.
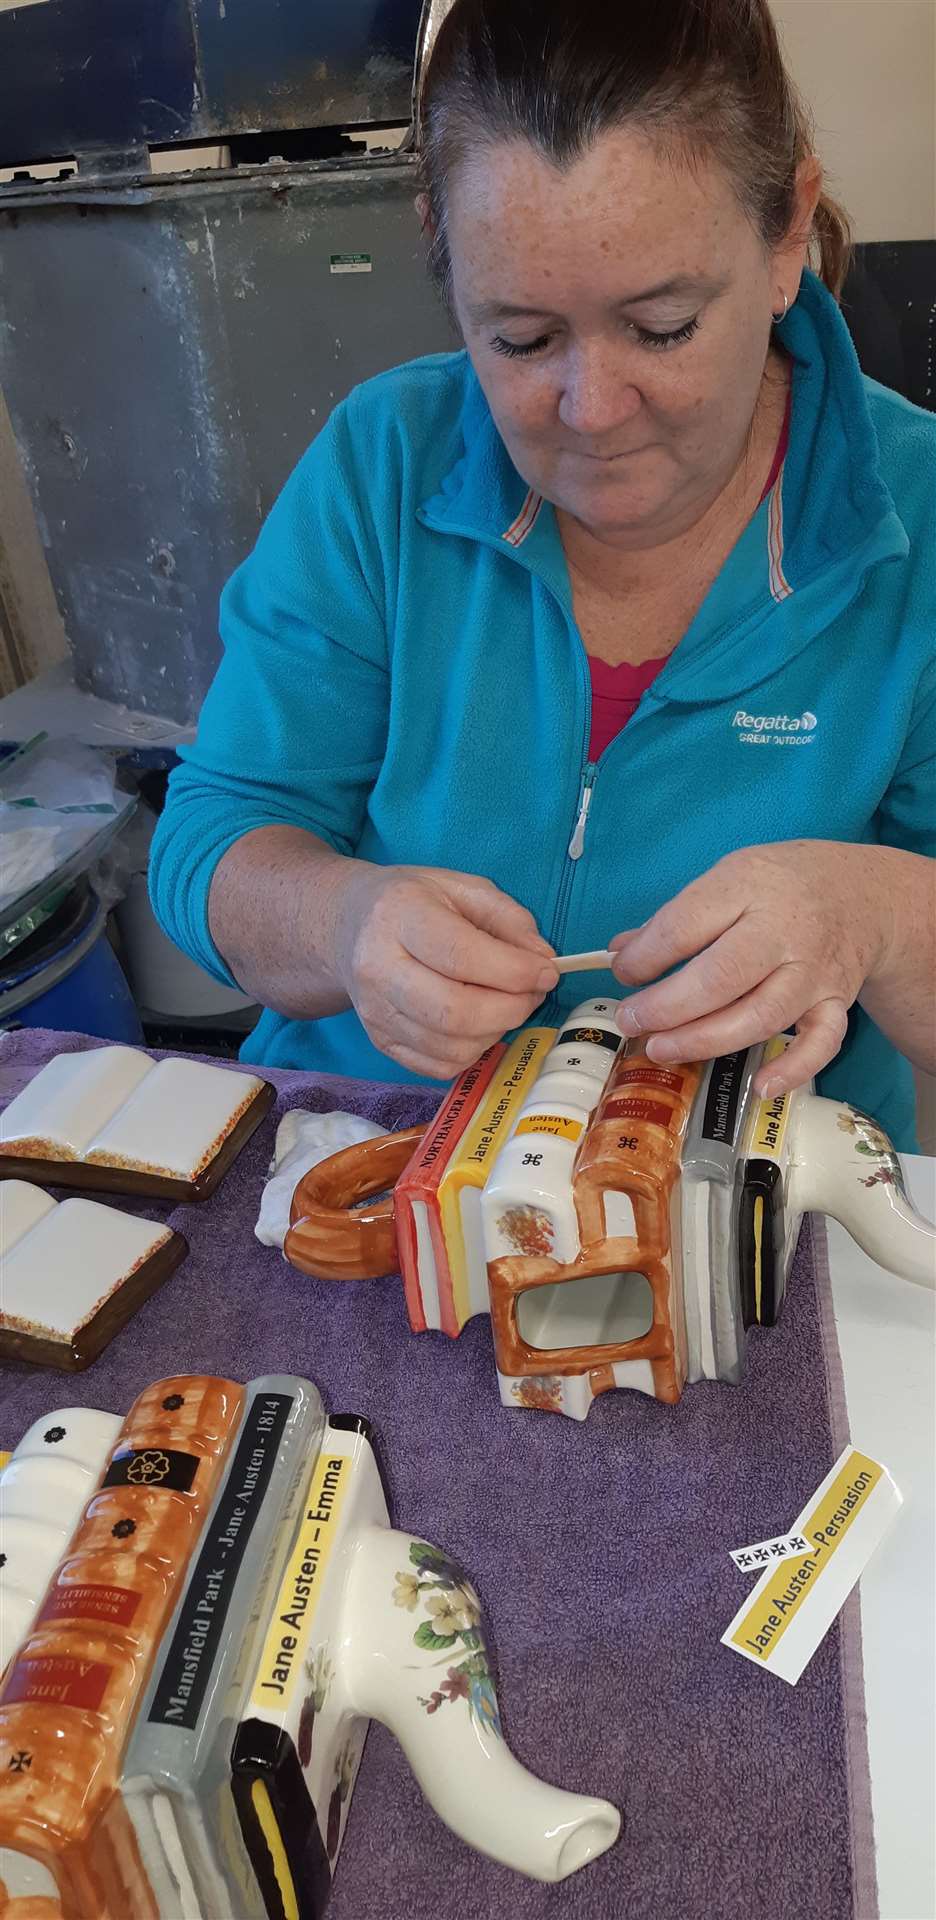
left=857, top=845, right=936, bottom=1073
left=308, top=848, right=379, bottom=991
left=209, top=825, right=362, bottom=1016
left=860, top=845, right=927, bottom=988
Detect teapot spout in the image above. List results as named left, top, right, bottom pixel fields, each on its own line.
left=789, top=1094, right=935, bottom=1288
left=340, top=1525, right=620, bottom=1882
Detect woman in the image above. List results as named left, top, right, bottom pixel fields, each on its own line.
left=151, top=0, right=935, bottom=1149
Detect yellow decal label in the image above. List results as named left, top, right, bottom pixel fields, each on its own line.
left=250, top=1451, right=349, bottom=1712
left=515, top=1113, right=584, bottom=1143
left=750, top=1035, right=792, bottom=1160
left=461, top=1029, right=555, bottom=1171
left=729, top=1452, right=883, bottom=1664
left=439, top=1029, right=555, bottom=1331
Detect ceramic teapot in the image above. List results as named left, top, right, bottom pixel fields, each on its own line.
left=0, top=1373, right=618, bottom=1920
left=285, top=1001, right=935, bottom=1421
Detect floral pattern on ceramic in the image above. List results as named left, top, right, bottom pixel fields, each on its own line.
left=836, top=1106, right=907, bottom=1192
left=326, top=1737, right=359, bottom=1859
left=495, top=1204, right=555, bottom=1257
left=296, top=1645, right=334, bottom=1769
left=510, top=1374, right=564, bottom=1413
left=393, top=1539, right=502, bottom=1738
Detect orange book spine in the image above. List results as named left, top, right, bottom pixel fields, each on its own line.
left=0, top=1375, right=243, bottom=1915
left=395, top=1043, right=505, bottom=1334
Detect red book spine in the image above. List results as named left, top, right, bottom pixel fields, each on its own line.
left=395, top=1044, right=505, bottom=1335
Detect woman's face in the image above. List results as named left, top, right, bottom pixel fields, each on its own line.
left=447, top=128, right=801, bottom=546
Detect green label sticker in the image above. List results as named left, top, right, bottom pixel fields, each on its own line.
left=329, top=252, right=372, bottom=274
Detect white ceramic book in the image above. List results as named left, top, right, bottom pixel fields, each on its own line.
left=0, top=1178, right=187, bottom=1369
left=0, top=1046, right=273, bottom=1198
left=482, top=999, right=622, bottom=1268
left=0, top=1403, right=122, bottom=1671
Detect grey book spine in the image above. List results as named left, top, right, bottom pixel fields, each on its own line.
left=121, top=1374, right=326, bottom=1917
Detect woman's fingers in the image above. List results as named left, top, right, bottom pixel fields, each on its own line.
left=402, top=890, right=557, bottom=997
left=634, top=966, right=835, bottom=1069
left=343, top=866, right=558, bottom=1075
left=610, top=868, right=745, bottom=987
left=614, top=929, right=790, bottom=1040
left=440, top=871, right=556, bottom=960
left=752, top=1000, right=850, bottom=1094
left=357, top=995, right=496, bottom=1080
left=381, top=946, right=545, bottom=1041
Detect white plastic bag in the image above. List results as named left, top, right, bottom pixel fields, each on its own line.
left=0, top=736, right=134, bottom=913
left=255, top=1108, right=386, bottom=1250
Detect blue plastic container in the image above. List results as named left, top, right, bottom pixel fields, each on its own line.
left=0, top=886, right=143, bottom=1042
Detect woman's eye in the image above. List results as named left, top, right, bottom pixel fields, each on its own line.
left=632, top=316, right=700, bottom=350
left=490, top=333, right=554, bottom=359
left=490, top=316, right=701, bottom=359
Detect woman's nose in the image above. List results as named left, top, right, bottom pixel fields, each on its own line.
left=557, top=349, right=642, bottom=439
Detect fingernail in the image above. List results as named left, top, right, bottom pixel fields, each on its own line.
left=646, top=1036, right=678, bottom=1062
left=759, top=1075, right=784, bottom=1097
left=616, top=1004, right=642, bottom=1035
left=537, top=966, right=559, bottom=990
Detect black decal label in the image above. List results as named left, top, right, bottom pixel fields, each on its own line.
left=738, top=1161, right=784, bottom=1328
left=557, top=1026, right=620, bottom=1054
left=701, top=1050, right=750, bottom=1146
left=103, top=1447, right=199, bottom=1493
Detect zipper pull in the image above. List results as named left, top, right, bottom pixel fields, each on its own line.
left=567, top=770, right=595, bottom=860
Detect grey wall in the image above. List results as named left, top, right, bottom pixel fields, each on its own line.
left=0, top=155, right=454, bottom=724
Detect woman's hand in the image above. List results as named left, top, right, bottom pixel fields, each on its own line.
left=609, top=840, right=902, bottom=1095
left=334, top=863, right=558, bottom=1079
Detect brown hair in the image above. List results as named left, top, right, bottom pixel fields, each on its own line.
left=419, top=0, right=852, bottom=303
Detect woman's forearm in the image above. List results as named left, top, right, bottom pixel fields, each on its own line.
left=859, top=848, right=936, bottom=1072
left=208, top=824, right=360, bottom=1020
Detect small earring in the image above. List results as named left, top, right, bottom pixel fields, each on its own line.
left=772, top=290, right=790, bottom=323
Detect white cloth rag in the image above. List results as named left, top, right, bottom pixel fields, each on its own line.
left=255, top=1107, right=385, bottom=1250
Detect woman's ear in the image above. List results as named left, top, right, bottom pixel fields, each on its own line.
left=779, top=153, right=824, bottom=280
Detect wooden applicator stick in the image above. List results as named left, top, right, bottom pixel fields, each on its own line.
left=552, top=949, right=614, bottom=974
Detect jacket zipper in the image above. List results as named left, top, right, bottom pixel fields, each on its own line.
left=547, top=760, right=598, bottom=963
left=567, top=764, right=596, bottom=860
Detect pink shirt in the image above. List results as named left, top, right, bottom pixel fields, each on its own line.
left=585, top=393, right=792, bottom=762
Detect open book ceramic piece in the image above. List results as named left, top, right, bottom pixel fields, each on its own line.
left=285, top=1000, right=936, bottom=1421
left=0, top=1047, right=274, bottom=1199
left=0, top=1374, right=619, bottom=1918
left=0, top=1180, right=187, bottom=1370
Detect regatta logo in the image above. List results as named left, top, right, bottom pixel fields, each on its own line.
left=732, top=709, right=817, bottom=746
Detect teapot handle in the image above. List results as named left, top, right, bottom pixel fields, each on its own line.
left=284, top=1126, right=425, bottom=1279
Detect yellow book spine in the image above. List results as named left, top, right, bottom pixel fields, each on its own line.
left=438, top=1028, right=555, bottom=1328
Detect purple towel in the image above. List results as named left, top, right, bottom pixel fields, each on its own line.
left=0, top=1029, right=877, bottom=1920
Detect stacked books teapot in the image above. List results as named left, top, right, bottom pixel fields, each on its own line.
left=0, top=1374, right=619, bottom=1917
left=286, top=999, right=935, bottom=1422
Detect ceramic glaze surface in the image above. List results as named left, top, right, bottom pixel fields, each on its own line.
left=0, top=1050, right=265, bottom=1182
left=0, top=1376, right=620, bottom=1917
left=1, top=1182, right=56, bottom=1246
left=0, top=1406, right=122, bottom=1673
left=0, top=1377, right=243, bottom=1918
left=1, top=1186, right=174, bottom=1340
left=287, top=1002, right=936, bottom=1419
left=87, top=1057, right=263, bottom=1179
left=0, top=1047, right=152, bottom=1158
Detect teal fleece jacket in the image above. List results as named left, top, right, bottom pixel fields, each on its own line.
left=151, top=272, right=936, bottom=1149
